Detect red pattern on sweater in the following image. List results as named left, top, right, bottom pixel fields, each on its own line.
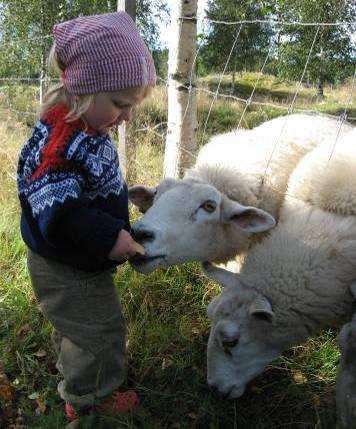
left=31, top=104, right=96, bottom=180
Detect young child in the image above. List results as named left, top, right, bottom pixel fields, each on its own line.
left=17, top=12, right=156, bottom=419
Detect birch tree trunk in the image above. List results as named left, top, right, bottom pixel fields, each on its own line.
left=39, top=55, right=46, bottom=106
left=117, top=0, right=136, bottom=178
left=164, top=0, right=198, bottom=179
left=117, top=0, right=136, bottom=21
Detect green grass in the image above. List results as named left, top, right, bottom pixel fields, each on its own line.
left=0, top=74, right=355, bottom=428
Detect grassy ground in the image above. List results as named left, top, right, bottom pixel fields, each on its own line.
left=0, top=73, right=355, bottom=428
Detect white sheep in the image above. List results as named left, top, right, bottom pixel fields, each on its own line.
left=202, top=128, right=356, bottom=427
left=190, top=113, right=353, bottom=218
left=129, top=113, right=353, bottom=274
left=287, top=127, right=356, bottom=216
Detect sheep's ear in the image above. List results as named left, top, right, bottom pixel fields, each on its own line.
left=223, top=200, right=276, bottom=233
left=249, top=295, right=275, bottom=322
left=129, top=178, right=179, bottom=213
left=128, top=185, right=156, bottom=213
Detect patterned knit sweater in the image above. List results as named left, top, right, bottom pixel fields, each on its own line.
left=17, top=104, right=130, bottom=272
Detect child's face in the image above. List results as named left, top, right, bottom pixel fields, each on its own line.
left=83, top=87, right=146, bottom=135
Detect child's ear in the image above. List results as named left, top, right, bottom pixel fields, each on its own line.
left=128, top=185, right=156, bottom=213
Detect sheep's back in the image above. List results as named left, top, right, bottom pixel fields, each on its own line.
left=242, top=199, right=356, bottom=333
left=189, top=114, right=352, bottom=218
left=287, top=127, right=356, bottom=216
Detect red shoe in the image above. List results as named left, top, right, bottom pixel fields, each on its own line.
left=65, top=390, right=139, bottom=420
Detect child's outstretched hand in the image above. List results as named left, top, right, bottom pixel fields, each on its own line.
left=109, top=229, right=145, bottom=261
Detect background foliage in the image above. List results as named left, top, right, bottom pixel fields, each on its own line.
left=0, top=0, right=168, bottom=77
left=0, top=0, right=354, bottom=89
left=0, top=0, right=355, bottom=427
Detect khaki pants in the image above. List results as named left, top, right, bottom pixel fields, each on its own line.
left=27, top=250, right=126, bottom=408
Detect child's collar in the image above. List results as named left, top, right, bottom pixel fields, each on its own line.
left=43, top=104, right=99, bottom=136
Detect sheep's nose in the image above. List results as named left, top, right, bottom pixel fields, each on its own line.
left=131, top=225, right=155, bottom=242
left=209, top=383, right=231, bottom=399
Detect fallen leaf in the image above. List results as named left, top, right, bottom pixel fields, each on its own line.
left=0, top=381, right=12, bottom=398
left=33, top=350, right=47, bottom=358
left=161, top=358, right=173, bottom=370
left=0, top=371, right=14, bottom=401
left=35, top=398, right=46, bottom=415
left=312, top=394, right=321, bottom=407
left=17, top=323, right=30, bottom=337
left=292, top=370, right=308, bottom=384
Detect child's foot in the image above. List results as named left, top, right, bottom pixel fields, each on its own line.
left=65, top=390, right=139, bottom=420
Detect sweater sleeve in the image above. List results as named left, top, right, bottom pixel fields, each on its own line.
left=56, top=206, right=127, bottom=258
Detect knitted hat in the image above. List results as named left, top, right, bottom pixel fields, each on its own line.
left=53, top=12, right=156, bottom=95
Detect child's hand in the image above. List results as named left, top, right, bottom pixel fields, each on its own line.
left=109, top=229, right=145, bottom=261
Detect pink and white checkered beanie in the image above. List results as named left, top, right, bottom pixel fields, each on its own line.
left=53, top=12, right=156, bottom=95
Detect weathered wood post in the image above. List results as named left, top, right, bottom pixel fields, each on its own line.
left=117, top=0, right=136, bottom=178
left=164, top=0, right=198, bottom=179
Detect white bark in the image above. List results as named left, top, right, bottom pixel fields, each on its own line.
left=117, top=0, right=136, bottom=178
left=117, top=0, right=136, bottom=19
left=164, top=0, right=198, bottom=179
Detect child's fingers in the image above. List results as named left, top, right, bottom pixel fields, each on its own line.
left=131, top=241, right=145, bottom=256
left=124, top=241, right=145, bottom=258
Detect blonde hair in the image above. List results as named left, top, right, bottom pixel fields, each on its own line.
left=40, top=44, right=94, bottom=122
left=41, top=43, right=153, bottom=122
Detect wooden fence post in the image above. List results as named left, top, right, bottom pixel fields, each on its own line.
left=164, top=0, right=198, bottom=179
left=117, top=0, right=136, bottom=178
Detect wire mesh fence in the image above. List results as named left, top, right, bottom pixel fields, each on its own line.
left=0, top=9, right=355, bottom=186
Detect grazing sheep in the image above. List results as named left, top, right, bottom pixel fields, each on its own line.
left=202, top=129, right=356, bottom=427
left=203, top=205, right=356, bottom=398
left=129, top=114, right=353, bottom=274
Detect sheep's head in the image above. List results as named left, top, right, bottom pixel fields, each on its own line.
left=203, top=262, right=283, bottom=399
left=129, top=179, right=276, bottom=274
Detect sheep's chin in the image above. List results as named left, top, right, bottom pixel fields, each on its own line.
left=228, top=385, right=246, bottom=399
left=130, top=255, right=166, bottom=274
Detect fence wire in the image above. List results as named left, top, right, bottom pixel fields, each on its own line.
left=0, top=14, right=355, bottom=189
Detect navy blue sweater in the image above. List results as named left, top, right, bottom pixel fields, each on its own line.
left=17, top=104, right=130, bottom=272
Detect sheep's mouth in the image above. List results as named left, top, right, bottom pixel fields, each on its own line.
left=129, top=254, right=167, bottom=274
left=129, top=254, right=166, bottom=265
left=227, top=384, right=246, bottom=399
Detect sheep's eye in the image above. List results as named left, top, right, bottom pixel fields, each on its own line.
left=222, top=339, right=239, bottom=349
left=201, top=200, right=217, bottom=213
left=222, top=338, right=239, bottom=356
